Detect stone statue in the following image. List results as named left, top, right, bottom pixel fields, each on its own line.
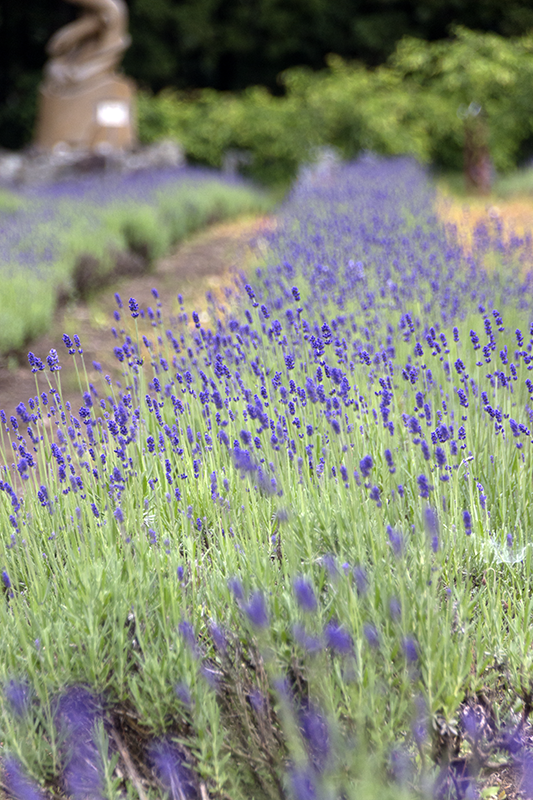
left=45, top=0, right=130, bottom=89
left=35, top=0, right=136, bottom=151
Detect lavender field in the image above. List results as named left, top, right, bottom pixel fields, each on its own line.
left=1, top=156, right=533, bottom=800
left=0, top=167, right=271, bottom=355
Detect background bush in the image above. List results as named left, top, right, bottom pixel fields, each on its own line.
left=138, top=28, right=533, bottom=183
left=3, top=0, right=533, bottom=149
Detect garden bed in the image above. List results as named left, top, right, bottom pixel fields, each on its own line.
left=0, top=168, right=272, bottom=357
left=2, top=156, right=533, bottom=800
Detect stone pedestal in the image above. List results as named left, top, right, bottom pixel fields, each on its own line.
left=35, top=74, right=136, bottom=151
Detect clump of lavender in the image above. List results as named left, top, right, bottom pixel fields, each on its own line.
left=149, top=739, right=197, bottom=799
left=2, top=756, right=46, bottom=800
left=55, top=688, right=107, bottom=800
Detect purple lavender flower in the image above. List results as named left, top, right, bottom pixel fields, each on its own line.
left=228, top=577, right=244, bottom=601
left=55, top=687, right=106, bottom=800
left=463, top=509, right=472, bottom=536
left=435, top=446, right=446, bottom=468
left=210, top=622, right=228, bottom=654
left=27, top=352, right=44, bottom=373
left=292, top=624, right=323, bottom=654
left=412, top=695, right=428, bottom=747
left=389, top=747, right=414, bottom=787
left=324, top=621, right=352, bottom=654
left=417, top=474, right=432, bottom=499
left=387, top=526, right=404, bottom=558
left=2, top=756, right=46, bottom=800
left=299, top=703, right=330, bottom=773
left=62, top=334, right=75, bottom=354
left=5, top=679, right=31, bottom=717
left=369, top=485, right=381, bottom=506
left=174, top=682, right=192, bottom=707
left=402, top=636, right=419, bottom=664
left=384, top=448, right=395, bottom=473
left=288, top=765, right=319, bottom=800
left=360, top=454, right=373, bottom=478
left=285, top=353, right=295, bottom=370
left=244, top=591, right=269, bottom=628
left=46, top=348, right=61, bottom=372
left=149, top=739, right=197, bottom=799
left=353, top=565, right=368, bottom=596
left=389, top=597, right=402, bottom=620
left=424, top=506, right=439, bottom=551
left=244, top=284, right=257, bottom=303
left=521, top=753, right=533, bottom=800
left=178, top=620, right=197, bottom=651
left=293, top=576, right=318, bottom=613
left=247, top=689, right=265, bottom=715
left=364, top=623, right=380, bottom=649
left=321, top=554, right=339, bottom=581
left=233, top=446, right=257, bottom=474
left=129, top=297, right=139, bottom=318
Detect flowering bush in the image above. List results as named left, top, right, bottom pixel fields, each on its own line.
left=1, top=156, right=533, bottom=799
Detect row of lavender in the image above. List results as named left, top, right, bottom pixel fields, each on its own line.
left=0, top=167, right=271, bottom=354
left=1, top=157, right=533, bottom=799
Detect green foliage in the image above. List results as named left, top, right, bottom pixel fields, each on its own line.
left=137, top=87, right=313, bottom=186
left=0, top=178, right=273, bottom=356
left=390, top=26, right=533, bottom=170
left=138, top=28, right=533, bottom=179
left=1, top=159, right=533, bottom=797
left=5, top=0, right=533, bottom=149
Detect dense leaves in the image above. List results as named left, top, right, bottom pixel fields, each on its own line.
left=138, top=28, right=533, bottom=183
left=3, top=0, right=533, bottom=149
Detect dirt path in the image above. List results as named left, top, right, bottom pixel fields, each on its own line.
left=0, top=215, right=271, bottom=423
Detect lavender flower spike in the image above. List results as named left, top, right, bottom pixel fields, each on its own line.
left=3, top=756, right=46, bottom=800
left=46, top=348, right=61, bottom=372
left=244, top=590, right=269, bottom=628
left=150, top=739, right=197, bottom=800
left=324, top=621, right=352, bottom=654
left=293, top=576, right=318, bottom=613
left=5, top=678, right=31, bottom=717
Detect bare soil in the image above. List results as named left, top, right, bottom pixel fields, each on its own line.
left=0, top=215, right=272, bottom=422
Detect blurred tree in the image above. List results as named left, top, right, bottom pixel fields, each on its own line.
left=2, top=0, right=533, bottom=149
left=0, top=4, right=75, bottom=149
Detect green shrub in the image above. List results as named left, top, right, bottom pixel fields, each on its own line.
left=138, top=27, right=533, bottom=178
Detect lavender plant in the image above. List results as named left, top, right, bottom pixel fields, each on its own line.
left=0, top=167, right=272, bottom=354
left=1, top=156, right=533, bottom=800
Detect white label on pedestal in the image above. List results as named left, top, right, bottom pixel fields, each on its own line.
left=96, top=101, right=129, bottom=127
